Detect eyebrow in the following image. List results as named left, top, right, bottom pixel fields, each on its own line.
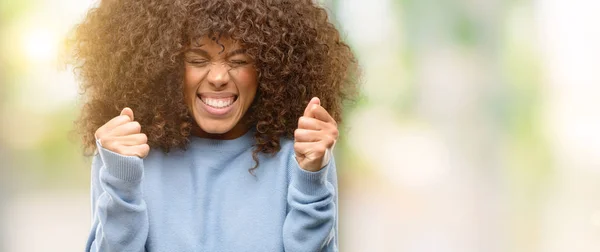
left=185, top=47, right=247, bottom=58
left=185, top=48, right=210, bottom=58
left=225, top=48, right=247, bottom=58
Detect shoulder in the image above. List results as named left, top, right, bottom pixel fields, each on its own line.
left=278, top=136, right=296, bottom=161
left=255, top=136, right=295, bottom=167
left=279, top=136, right=295, bottom=151
left=278, top=136, right=298, bottom=170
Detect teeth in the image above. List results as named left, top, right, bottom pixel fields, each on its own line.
left=202, top=97, right=235, bottom=108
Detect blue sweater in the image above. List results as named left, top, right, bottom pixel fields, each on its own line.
left=85, top=129, right=338, bottom=252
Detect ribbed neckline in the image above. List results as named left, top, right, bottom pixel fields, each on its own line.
left=188, top=127, right=256, bottom=152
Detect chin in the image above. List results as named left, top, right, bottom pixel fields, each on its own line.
left=197, top=121, right=234, bottom=134
left=202, top=127, right=232, bottom=135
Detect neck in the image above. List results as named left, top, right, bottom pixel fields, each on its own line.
left=191, top=122, right=251, bottom=140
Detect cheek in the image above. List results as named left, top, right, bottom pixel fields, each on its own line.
left=233, top=68, right=258, bottom=93
left=183, top=67, right=204, bottom=98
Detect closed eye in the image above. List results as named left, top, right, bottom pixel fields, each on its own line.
left=187, top=59, right=209, bottom=65
left=229, top=60, right=248, bottom=65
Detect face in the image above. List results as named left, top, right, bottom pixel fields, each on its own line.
left=184, top=36, right=258, bottom=139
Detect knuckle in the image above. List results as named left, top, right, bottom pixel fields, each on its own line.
left=140, top=144, right=150, bottom=157
left=301, top=117, right=314, bottom=128
left=325, top=135, right=335, bottom=146
left=94, top=128, right=103, bottom=139
left=95, top=124, right=109, bottom=138
left=121, top=114, right=132, bottom=122
left=133, top=121, right=141, bottom=130
left=332, top=129, right=339, bottom=139
left=140, top=134, right=148, bottom=143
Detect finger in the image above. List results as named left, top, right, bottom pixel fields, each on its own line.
left=104, top=133, right=147, bottom=147
left=311, top=97, right=321, bottom=106
left=109, top=121, right=142, bottom=137
left=120, top=107, right=134, bottom=121
left=294, top=141, right=327, bottom=158
left=303, top=97, right=321, bottom=117
left=294, top=129, right=336, bottom=148
left=95, top=115, right=133, bottom=139
left=298, top=116, right=328, bottom=130
left=117, top=144, right=150, bottom=158
left=294, top=128, right=321, bottom=142
left=307, top=104, right=336, bottom=125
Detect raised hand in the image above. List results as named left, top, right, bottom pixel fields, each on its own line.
left=294, top=97, right=338, bottom=172
left=94, top=107, right=150, bottom=158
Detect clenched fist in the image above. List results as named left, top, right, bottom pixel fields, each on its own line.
left=94, top=107, right=150, bottom=158
left=294, top=97, right=338, bottom=172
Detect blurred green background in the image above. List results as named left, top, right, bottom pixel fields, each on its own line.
left=2, top=0, right=600, bottom=251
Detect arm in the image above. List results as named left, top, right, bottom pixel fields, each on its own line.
left=85, top=141, right=149, bottom=252
left=283, top=156, right=338, bottom=252
left=284, top=97, right=339, bottom=251
left=86, top=108, right=150, bottom=252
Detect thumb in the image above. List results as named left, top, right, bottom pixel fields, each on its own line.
left=310, top=97, right=321, bottom=106
left=303, top=97, right=321, bottom=117
left=120, top=107, right=134, bottom=121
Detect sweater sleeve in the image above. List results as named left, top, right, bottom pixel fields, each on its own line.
left=283, top=155, right=338, bottom=252
left=85, top=140, right=149, bottom=252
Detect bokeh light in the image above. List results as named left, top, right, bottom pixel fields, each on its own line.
left=22, top=28, right=58, bottom=62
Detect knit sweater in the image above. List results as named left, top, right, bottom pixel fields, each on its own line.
left=85, top=128, right=338, bottom=252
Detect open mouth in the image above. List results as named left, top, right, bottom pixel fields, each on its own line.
left=199, top=95, right=238, bottom=109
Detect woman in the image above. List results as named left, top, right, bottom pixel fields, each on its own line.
left=69, top=0, right=358, bottom=251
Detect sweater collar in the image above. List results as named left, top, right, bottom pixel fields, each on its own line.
left=188, top=126, right=256, bottom=152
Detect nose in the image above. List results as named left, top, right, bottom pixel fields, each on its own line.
left=206, top=63, right=230, bottom=88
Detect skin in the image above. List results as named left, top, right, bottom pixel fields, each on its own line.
left=94, top=108, right=150, bottom=158
left=183, top=36, right=258, bottom=140
left=294, top=97, right=339, bottom=172
left=94, top=36, right=339, bottom=172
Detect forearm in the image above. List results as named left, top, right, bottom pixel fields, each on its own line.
left=283, top=158, right=338, bottom=252
left=86, top=145, right=149, bottom=252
